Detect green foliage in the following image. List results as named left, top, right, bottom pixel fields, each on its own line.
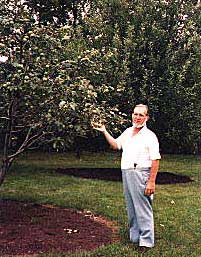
left=0, top=0, right=128, bottom=185
left=121, top=0, right=201, bottom=153
left=1, top=0, right=201, bottom=162
left=69, top=0, right=201, bottom=153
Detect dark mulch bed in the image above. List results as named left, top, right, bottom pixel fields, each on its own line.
left=0, top=200, right=119, bottom=256
left=56, top=168, right=194, bottom=184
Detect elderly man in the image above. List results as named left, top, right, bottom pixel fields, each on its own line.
left=93, top=104, right=161, bottom=249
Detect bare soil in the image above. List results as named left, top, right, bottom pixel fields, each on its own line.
left=56, top=168, right=193, bottom=184
left=0, top=168, right=193, bottom=256
left=0, top=200, right=118, bottom=256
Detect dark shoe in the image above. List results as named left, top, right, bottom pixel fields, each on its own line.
left=138, top=246, right=150, bottom=253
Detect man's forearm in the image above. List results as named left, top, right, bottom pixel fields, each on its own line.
left=144, top=159, right=160, bottom=196
left=149, top=159, right=160, bottom=182
left=103, top=130, right=118, bottom=150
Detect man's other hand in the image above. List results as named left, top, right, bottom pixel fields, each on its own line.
left=144, top=181, right=155, bottom=196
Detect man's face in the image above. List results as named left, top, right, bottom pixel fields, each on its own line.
left=132, top=106, right=148, bottom=127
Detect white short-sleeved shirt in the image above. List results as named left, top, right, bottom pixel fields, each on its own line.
left=115, top=125, right=161, bottom=169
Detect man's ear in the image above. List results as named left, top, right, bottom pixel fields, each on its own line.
left=146, top=115, right=150, bottom=121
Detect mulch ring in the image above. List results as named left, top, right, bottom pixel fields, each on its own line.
left=0, top=200, right=119, bottom=256
left=56, top=168, right=194, bottom=184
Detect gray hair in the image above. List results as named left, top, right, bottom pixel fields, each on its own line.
left=134, top=104, right=149, bottom=115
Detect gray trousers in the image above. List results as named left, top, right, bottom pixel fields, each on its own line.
left=122, top=167, right=154, bottom=247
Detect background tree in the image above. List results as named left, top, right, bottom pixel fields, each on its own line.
left=78, top=0, right=201, bottom=153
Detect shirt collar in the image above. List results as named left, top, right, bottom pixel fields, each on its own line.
left=138, top=124, right=147, bottom=134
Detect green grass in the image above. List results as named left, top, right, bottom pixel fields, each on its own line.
left=1, top=151, right=201, bottom=257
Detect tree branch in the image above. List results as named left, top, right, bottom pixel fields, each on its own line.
left=0, top=117, right=10, bottom=120
left=8, top=131, right=46, bottom=162
left=3, top=99, right=15, bottom=160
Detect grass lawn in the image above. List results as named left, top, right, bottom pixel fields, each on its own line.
left=0, top=151, right=201, bottom=257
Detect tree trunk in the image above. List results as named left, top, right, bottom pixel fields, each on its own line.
left=0, top=160, right=10, bottom=186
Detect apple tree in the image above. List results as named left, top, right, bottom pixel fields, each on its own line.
left=0, top=0, right=127, bottom=186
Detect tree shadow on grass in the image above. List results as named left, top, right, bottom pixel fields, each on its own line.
left=56, top=168, right=193, bottom=184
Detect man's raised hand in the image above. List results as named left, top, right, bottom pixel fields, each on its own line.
left=91, top=122, right=106, bottom=133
